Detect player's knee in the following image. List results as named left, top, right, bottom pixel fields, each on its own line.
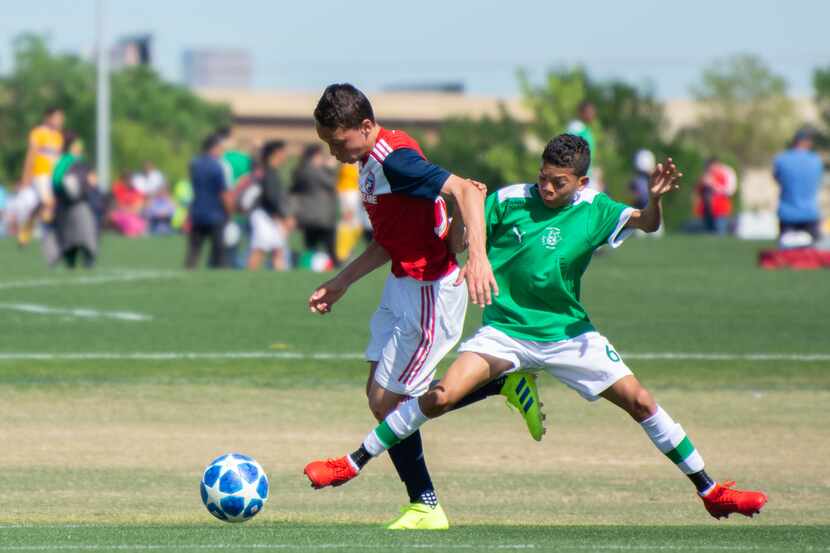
left=421, top=387, right=454, bottom=418
left=631, top=388, right=656, bottom=421
left=367, top=395, right=391, bottom=421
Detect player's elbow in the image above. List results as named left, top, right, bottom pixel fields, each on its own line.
left=441, top=176, right=484, bottom=204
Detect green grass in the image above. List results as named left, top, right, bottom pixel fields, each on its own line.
left=1, top=525, right=827, bottom=552
left=0, top=235, right=828, bottom=552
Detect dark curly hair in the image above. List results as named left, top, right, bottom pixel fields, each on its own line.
left=313, top=83, right=375, bottom=130
left=542, top=134, right=591, bottom=177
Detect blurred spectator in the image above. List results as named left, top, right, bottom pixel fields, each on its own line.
left=218, top=131, right=255, bottom=269
left=52, top=132, right=98, bottom=268
left=185, top=133, right=231, bottom=269
left=16, top=106, right=64, bottom=246
left=144, top=184, right=177, bottom=235
left=773, top=128, right=824, bottom=246
left=171, top=177, right=193, bottom=231
left=567, top=100, right=602, bottom=190
left=629, top=149, right=656, bottom=210
left=291, top=144, right=339, bottom=266
left=132, top=161, right=166, bottom=196
left=693, top=158, right=737, bottom=235
left=110, top=171, right=147, bottom=237
left=0, top=184, right=8, bottom=237
left=248, top=140, right=293, bottom=271
left=335, top=162, right=370, bottom=260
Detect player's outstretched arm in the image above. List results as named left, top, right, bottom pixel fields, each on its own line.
left=308, top=240, right=390, bottom=314
left=625, top=157, right=683, bottom=233
left=445, top=180, right=486, bottom=254
left=447, top=210, right=467, bottom=254
left=441, top=175, right=498, bottom=306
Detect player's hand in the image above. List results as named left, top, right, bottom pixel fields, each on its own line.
left=308, top=277, right=349, bottom=315
left=455, top=254, right=499, bottom=307
left=649, top=157, right=682, bottom=199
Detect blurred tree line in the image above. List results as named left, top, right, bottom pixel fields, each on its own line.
left=426, top=55, right=820, bottom=229
left=0, top=34, right=230, bottom=186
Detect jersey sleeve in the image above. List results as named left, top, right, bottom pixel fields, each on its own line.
left=381, top=148, right=450, bottom=200
left=484, top=190, right=504, bottom=238
left=588, top=192, right=635, bottom=249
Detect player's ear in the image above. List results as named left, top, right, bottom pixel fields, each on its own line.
left=359, top=119, right=374, bottom=137
left=577, top=175, right=590, bottom=188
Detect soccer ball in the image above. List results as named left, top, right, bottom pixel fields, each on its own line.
left=200, top=453, right=269, bottom=522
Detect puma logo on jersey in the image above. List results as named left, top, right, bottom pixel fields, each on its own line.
left=512, top=226, right=526, bottom=243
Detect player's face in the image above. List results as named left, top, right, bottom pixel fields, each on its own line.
left=47, top=111, right=65, bottom=130
left=537, top=163, right=588, bottom=208
left=316, top=121, right=373, bottom=163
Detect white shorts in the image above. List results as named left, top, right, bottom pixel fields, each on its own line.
left=250, top=208, right=285, bottom=251
left=33, top=175, right=54, bottom=204
left=367, top=267, right=467, bottom=397
left=12, top=186, right=40, bottom=223
left=458, top=326, right=633, bottom=401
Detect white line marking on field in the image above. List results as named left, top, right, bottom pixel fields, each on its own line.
left=0, top=303, right=152, bottom=322
left=0, top=351, right=828, bottom=362
left=0, top=270, right=180, bottom=291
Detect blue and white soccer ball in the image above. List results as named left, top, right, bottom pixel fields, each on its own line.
left=200, top=453, right=269, bottom=522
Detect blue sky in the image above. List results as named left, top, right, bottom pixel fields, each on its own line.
left=1, top=0, right=828, bottom=98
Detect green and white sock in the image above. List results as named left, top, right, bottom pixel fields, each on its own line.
left=640, top=405, right=705, bottom=474
left=362, top=398, right=428, bottom=456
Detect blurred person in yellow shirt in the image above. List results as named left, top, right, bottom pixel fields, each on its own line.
left=16, top=107, right=64, bottom=246
left=335, top=162, right=372, bottom=261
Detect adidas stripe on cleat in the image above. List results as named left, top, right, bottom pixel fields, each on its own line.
left=501, top=372, right=546, bottom=441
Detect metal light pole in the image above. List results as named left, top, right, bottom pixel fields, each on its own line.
left=95, top=0, right=111, bottom=191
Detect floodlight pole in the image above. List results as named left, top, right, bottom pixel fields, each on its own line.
left=95, top=0, right=111, bottom=191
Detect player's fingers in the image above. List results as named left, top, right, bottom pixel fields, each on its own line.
left=454, top=266, right=467, bottom=286
left=490, top=275, right=500, bottom=297
left=482, top=277, right=492, bottom=305
left=469, top=275, right=483, bottom=306
left=651, top=164, right=662, bottom=180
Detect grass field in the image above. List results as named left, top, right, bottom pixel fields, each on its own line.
left=0, top=234, right=828, bottom=552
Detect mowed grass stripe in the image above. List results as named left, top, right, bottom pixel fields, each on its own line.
left=1, top=525, right=828, bottom=553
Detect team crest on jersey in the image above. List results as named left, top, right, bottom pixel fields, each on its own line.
left=541, top=227, right=561, bottom=250
left=361, top=172, right=378, bottom=204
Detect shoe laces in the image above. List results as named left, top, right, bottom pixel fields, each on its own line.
left=325, top=458, right=353, bottom=478
left=711, top=481, right=738, bottom=503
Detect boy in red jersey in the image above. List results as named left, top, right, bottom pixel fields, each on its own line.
left=304, top=84, right=543, bottom=529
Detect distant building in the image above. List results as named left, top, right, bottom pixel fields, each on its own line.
left=183, top=49, right=252, bottom=89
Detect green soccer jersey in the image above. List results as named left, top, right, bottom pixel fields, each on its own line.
left=482, top=183, right=633, bottom=342
left=222, top=150, right=252, bottom=189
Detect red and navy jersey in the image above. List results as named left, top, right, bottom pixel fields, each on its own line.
left=360, top=127, right=455, bottom=281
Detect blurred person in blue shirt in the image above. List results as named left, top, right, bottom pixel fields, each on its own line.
left=185, top=134, right=231, bottom=269
left=773, top=128, right=824, bottom=242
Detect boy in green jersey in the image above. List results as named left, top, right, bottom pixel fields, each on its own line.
left=305, top=134, right=768, bottom=521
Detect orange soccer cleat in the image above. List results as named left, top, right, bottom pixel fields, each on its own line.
left=303, top=456, right=359, bottom=489
left=701, top=481, right=768, bottom=519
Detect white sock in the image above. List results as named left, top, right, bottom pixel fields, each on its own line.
left=386, top=398, right=429, bottom=438
left=640, top=405, right=705, bottom=474
left=361, top=398, right=429, bottom=457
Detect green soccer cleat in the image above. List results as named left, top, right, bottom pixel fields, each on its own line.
left=385, top=502, right=449, bottom=530
left=501, top=371, right=546, bottom=441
